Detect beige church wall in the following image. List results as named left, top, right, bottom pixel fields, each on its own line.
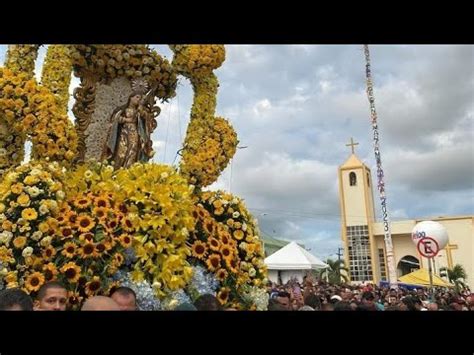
left=341, top=168, right=370, bottom=226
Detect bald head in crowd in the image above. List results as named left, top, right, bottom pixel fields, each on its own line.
left=81, top=296, right=120, bottom=311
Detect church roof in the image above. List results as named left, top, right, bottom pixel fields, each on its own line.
left=340, top=153, right=365, bottom=169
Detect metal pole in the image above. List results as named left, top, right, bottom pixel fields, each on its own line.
left=428, top=257, right=434, bottom=301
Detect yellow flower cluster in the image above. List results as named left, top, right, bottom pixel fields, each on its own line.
left=0, top=162, right=65, bottom=292
left=4, top=45, right=40, bottom=80
left=112, top=163, right=196, bottom=298
left=170, top=45, right=225, bottom=78
left=180, top=116, right=238, bottom=187
left=0, top=118, right=26, bottom=176
left=0, top=45, right=40, bottom=174
left=69, top=45, right=177, bottom=101
left=47, top=190, right=130, bottom=307
left=189, top=190, right=267, bottom=309
left=62, top=161, right=197, bottom=299
left=0, top=68, right=78, bottom=168
left=41, top=45, right=72, bottom=115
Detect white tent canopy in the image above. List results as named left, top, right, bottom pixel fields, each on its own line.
left=264, top=241, right=328, bottom=270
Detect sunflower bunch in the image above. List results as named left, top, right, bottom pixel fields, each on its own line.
left=69, top=45, right=177, bottom=101
left=0, top=68, right=78, bottom=170
left=189, top=190, right=267, bottom=309
left=47, top=190, right=131, bottom=308
left=0, top=161, right=65, bottom=293
left=170, top=45, right=225, bottom=78
left=113, top=163, right=196, bottom=298
left=41, top=45, right=73, bottom=115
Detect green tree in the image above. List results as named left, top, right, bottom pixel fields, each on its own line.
left=440, top=264, right=468, bottom=291
left=319, top=259, right=349, bottom=285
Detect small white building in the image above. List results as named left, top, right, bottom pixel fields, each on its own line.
left=264, top=241, right=328, bottom=284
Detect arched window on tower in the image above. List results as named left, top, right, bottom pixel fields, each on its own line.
left=367, top=172, right=370, bottom=187
left=349, top=172, right=357, bottom=186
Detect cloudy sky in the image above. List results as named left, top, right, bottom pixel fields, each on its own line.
left=1, top=45, right=473, bottom=260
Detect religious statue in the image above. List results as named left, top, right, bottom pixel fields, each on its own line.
left=101, top=79, right=160, bottom=169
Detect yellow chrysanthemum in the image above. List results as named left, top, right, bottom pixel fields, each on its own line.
left=38, top=221, right=50, bottom=233
left=233, top=230, right=244, bottom=240
left=21, top=208, right=38, bottom=220
left=25, top=272, right=45, bottom=293
left=76, top=214, right=95, bottom=233
left=61, top=242, right=76, bottom=258
left=11, top=183, right=24, bottom=194
left=191, top=240, right=207, bottom=259
left=60, top=262, right=81, bottom=283
left=17, top=193, right=30, bottom=206
left=206, top=254, right=221, bottom=271
left=12, top=236, right=27, bottom=249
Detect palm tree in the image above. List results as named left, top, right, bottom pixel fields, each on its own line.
left=440, top=264, right=468, bottom=291
left=319, top=259, right=349, bottom=285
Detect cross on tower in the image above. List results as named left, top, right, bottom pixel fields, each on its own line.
left=444, top=243, right=458, bottom=269
left=346, top=137, right=359, bottom=154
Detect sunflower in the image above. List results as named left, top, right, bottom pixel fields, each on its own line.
left=94, top=194, right=111, bottom=209
left=203, top=219, right=215, bottom=234
left=79, top=232, right=94, bottom=243
left=42, top=245, right=57, bottom=260
left=191, top=240, right=207, bottom=259
left=216, top=268, right=228, bottom=282
left=43, top=262, right=58, bottom=281
left=95, top=242, right=106, bottom=255
left=61, top=261, right=81, bottom=283
left=21, top=208, right=38, bottom=220
left=233, top=230, right=244, bottom=240
left=92, top=206, right=107, bottom=221
left=113, top=253, right=124, bottom=266
left=106, top=219, right=119, bottom=231
left=76, top=214, right=95, bottom=233
left=65, top=211, right=77, bottom=225
left=220, top=245, right=233, bottom=261
left=219, top=233, right=230, bottom=245
left=60, top=226, right=74, bottom=239
left=217, top=287, right=231, bottom=305
left=121, top=216, right=135, bottom=232
left=67, top=290, right=83, bottom=308
left=206, top=254, right=221, bottom=271
left=85, top=276, right=102, bottom=296
left=12, top=236, right=27, bottom=249
left=208, top=236, right=221, bottom=251
left=25, top=272, right=45, bottom=293
left=197, top=207, right=206, bottom=219
left=226, top=257, right=240, bottom=274
left=61, top=242, right=76, bottom=258
left=79, top=242, right=97, bottom=258
left=119, top=234, right=133, bottom=248
left=73, top=195, right=92, bottom=210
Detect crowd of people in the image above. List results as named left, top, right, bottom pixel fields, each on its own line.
left=266, top=277, right=474, bottom=311
left=1, top=278, right=473, bottom=311
left=0, top=281, right=226, bottom=311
